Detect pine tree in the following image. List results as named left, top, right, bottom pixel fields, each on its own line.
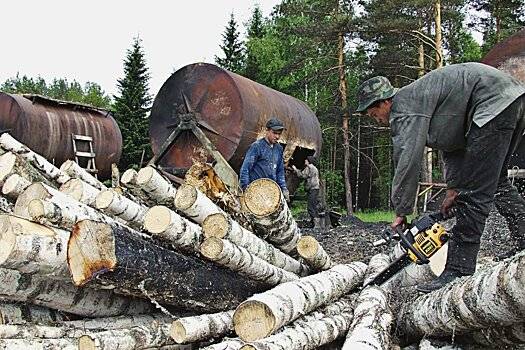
left=113, top=36, right=152, bottom=170
left=215, top=13, right=245, bottom=73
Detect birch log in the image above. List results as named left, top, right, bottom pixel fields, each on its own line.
left=363, top=253, right=391, bottom=287
left=0, top=152, right=50, bottom=187
left=202, top=213, right=309, bottom=276
left=233, top=262, right=367, bottom=341
left=60, top=178, right=101, bottom=206
left=175, top=184, right=225, bottom=224
left=0, top=196, right=12, bottom=213
left=0, top=338, right=76, bottom=350
left=2, top=174, right=31, bottom=200
left=0, top=214, right=70, bottom=277
left=143, top=205, right=202, bottom=252
left=458, top=322, right=525, bottom=348
left=201, top=338, right=245, bottom=350
left=136, top=166, right=177, bottom=206
left=243, top=178, right=301, bottom=253
left=120, top=169, right=157, bottom=207
left=170, top=310, right=234, bottom=344
left=201, top=238, right=299, bottom=285
left=95, top=189, right=147, bottom=229
left=397, top=250, right=525, bottom=342
left=0, top=133, right=70, bottom=185
left=14, top=182, right=72, bottom=219
left=0, top=268, right=153, bottom=317
left=68, top=220, right=266, bottom=311
left=296, top=236, right=333, bottom=271
left=60, top=160, right=106, bottom=190
left=0, top=302, right=65, bottom=324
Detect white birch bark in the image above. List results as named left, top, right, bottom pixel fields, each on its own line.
left=0, top=196, right=13, bottom=213
left=363, top=253, right=391, bottom=287
left=65, top=313, right=175, bottom=332
left=60, top=159, right=106, bottom=190
left=2, top=174, right=31, bottom=200
left=170, top=310, right=234, bottom=344
left=120, top=169, right=157, bottom=207
left=398, top=250, right=525, bottom=342
left=0, top=268, right=153, bottom=317
left=243, top=178, right=301, bottom=253
left=297, top=236, right=333, bottom=271
left=0, top=133, right=70, bottom=184
left=201, top=338, right=245, bottom=350
left=0, top=214, right=70, bottom=277
left=95, top=189, right=147, bottom=229
left=143, top=205, right=202, bottom=252
left=202, top=213, right=309, bottom=276
left=233, top=262, right=367, bottom=341
left=60, top=178, right=101, bottom=206
left=0, top=338, right=76, bottom=350
left=14, top=182, right=70, bottom=219
left=175, top=184, right=225, bottom=224
left=201, top=238, right=299, bottom=285
left=0, top=302, right=64, bottom=325
left=136, top=166, right=178, bottom=206
left=0, top=152, right=50, bottom=187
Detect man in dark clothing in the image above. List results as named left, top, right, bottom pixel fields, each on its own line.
left=355, top=62, right=525, bottom=293
left=239, top=117, right=290, bottom=201
left=292, top=155, right=321, bottom=228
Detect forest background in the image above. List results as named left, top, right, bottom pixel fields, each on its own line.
left=1, top=0, right=523, bottom=214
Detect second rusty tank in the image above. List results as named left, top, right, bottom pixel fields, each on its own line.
left=149, top=63, right=322, bottom=176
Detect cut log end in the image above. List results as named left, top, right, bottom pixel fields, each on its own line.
left=78, top=335, right=96, bottom=350
left=2, top=174, right=31, bottom=198
left=233, top=300, right=275, bottom=342
left=0, top=152, right=17, bottom=184
left=201, top=237, right=225, bottom=260
left=136, top=166, right=154, bottom=185
left=170, top=320, right=187, bottom=343
left=28, top=199, right=50, bottom=221
left=59, top=160, right=75, bottom=173
left=202, top=213, right=229, bottom=238
left=240, top=346, right=255, bottom=350
left=95, top=190, right=116, bottom=209
left=121, top=169, right=138, bottom=185
left=143, top=205, right=172, bottom=234
left=174, top=184, right=198, bottom=210
left=68, top=220, right=117, bottom=286
left=297, top=236, right=320, bottom=259
left=59, top=178, right=84, bottom=201
left=244, top=178, right=281, bottom=217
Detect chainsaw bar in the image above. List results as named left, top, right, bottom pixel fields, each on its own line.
left=363, top=254, right=412, bottom=287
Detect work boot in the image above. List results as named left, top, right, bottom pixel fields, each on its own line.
left=416, top=269, right=468, bottom=293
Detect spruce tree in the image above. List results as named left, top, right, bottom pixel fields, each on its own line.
left=113, top=36, right=152, bottom=170
left=245, top=5, right=266, bottom=80
left=215, top=13, right=245, bottom=73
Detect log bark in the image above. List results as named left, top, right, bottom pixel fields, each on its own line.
left=0, top=268, right=154, bottom=317
left=14, top=182, right=70, bottom=219
left=243, top=178, right=301, bottom=253
left=170, top=310, right=234, bottom=344
left=296, top=236, right=333, bottom=272
left=0, top=152, right=50, bottom=187
left=0, top=214, right=70, bottom=277
left=397, top=250, right=525, bottom=343
left=65, top=313, right=175, bottom=331
left=0, top=338, right=76, bottom=350
left=95, top=189, right=147, bottom=229
left=60, top=160, right=106, bottom=190
left=201, top=238, right=299, bottom=285
left=0, top=196, right=13, bottom=214
left=0, top=133, right=70, bottom=185
left=175, top=184, right=225, bottom=224
left=136, top=166, right=178, bottom=206
left=457, top=322, right=525, bottom=348
left=202, top=213, right=309, bottom=276
left=120, top=169, right=157, bottom=207
left=143, top=205, right=202, bottom=252
left=201, top=338, right=245, bottom=350
left=363, top=253, right=391, bottom=287
left=2, top=174, right=31, bottom=200
left=0, top=302, right=65, bottom=325
left=233, top=262, right=367, bottom=341
left=68, top=220, right=267, bottom=311
left=60, top=178, right=101, bottom=206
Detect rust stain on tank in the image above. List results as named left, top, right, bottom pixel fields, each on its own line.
left=482, top=28, right=525, bottom=82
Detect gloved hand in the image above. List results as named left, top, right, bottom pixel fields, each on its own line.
left=391, top=215, right=407, bottom=230
left=283, top=190, right=290, bottom=204
left=441, top=189, right=458, bottom=216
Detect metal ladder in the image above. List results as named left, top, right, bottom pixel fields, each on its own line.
left=71, top=134, right=98, bottom=177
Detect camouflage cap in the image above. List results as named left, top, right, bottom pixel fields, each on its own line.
left=356, top=76, right=398, bottom=112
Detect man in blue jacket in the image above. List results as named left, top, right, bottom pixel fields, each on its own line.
left=239, top=117, right=290, bottom=201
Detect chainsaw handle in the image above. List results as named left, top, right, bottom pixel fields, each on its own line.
left=395, top=227, right=429, bottom=264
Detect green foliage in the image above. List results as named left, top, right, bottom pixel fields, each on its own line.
left=113, top=36, right=152, bottom=170
left=446, top=29, right=482, bottom=63
left=244, top=5, right=268, bottom=81
left=215, top=13, right=245, bottom=73
left=323, top=169, right=346, bottom=210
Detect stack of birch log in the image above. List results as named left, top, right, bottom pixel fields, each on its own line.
left=0, top=132, right=523, bottom=350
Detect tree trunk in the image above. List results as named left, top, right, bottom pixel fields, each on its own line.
left=136, top=166, right=178, bottom=206
left=143, top=205, right=203, bottom=253
left=233, top=262, right=366, bottom=341
left=2, top=174, right=31, bottom=200
left=0, top=302, right=65, bottom=325
left=95, top=189, right=147, bottom=230
left=201, top=237, right=299, bottom=285
left=201, top=338, right=245, bottom=350
left=0, top=214, right=70, bottom=278
left=170, top=310, right=234, bottom=344
left=0, top=268, right=154, bottom=317
left=59, top=178, right=101, bottom=206
left=175, top=184, right=225, bottom=224
left=68, top=220, right=267, bottom=312
left=296, top=236, right=333, bottom=272
left=0, top=133, right=70, bottom=185
left=60, top=160, right=106, bottom=190
left=0, top=152, right=51, bottom=187
left=434, top=0, right=442, bottom=69
left=243, top=178, right=301, bottom=254
left=202, top=213, right=309, bottom=276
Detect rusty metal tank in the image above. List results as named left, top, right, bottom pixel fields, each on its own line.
left=0, top=93, right=122, bottom=179
left=149, top=63, right=322, bottom=175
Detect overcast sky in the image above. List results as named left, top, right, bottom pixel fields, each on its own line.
left=0, top=1, right=280, bottom=97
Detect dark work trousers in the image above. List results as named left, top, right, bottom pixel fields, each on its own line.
left=307, top=188, right=320, bottom=221
left=442, top=95, right=525, bottom=275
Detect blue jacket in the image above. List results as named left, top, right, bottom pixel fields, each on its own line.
left=239, top=138, right=288, bottom=192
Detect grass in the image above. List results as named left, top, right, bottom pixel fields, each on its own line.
left=354, top=210, right=416, bottom=223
